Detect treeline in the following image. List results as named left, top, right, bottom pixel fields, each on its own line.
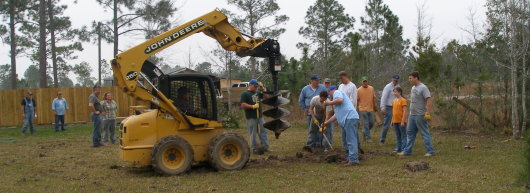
left=200, top=0, right=528, bottom=137
left=0, top=0, right=177, bottom=88
left=1, top=0, right=528, bottom=137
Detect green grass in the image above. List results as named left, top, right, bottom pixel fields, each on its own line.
left=0, top=124, right=526, bottom=193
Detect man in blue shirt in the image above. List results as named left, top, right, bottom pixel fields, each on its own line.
left=52, top=92, right=69, bottom=132
left=298, top=74, right=326, bottom=148
left=323, top=86, right=360, bottom=166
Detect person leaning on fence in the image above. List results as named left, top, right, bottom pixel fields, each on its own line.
left=101, top=92, right=118, bottom=145
left=398, top=71, right=436, bottom=157
left=379, top=74, right=400, bottom=145
left=322, top=86, right=361, bottom=166
left=21, top=91, right=37, bottom=135
left=298, top=74, right=327, bottom=148
left=89, top=84, right=104, bottom=148
left=52, top=91, right=69, bottom=132
left=240, top=79, right=269, bottom=154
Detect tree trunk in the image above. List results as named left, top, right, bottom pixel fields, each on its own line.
left=48, top=0, right=58, bottom=88
left=38, top=0, right=48, bottom=88
left=98, top=22, right=102, bottom=86
left=508, top=0, right=521, bottom=139
left=113, top=0, right=118, bottom=56
left=521, top=0, right=528, bottom=136
left=8, top=0, right=17, bottom=89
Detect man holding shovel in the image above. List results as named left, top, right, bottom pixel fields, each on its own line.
left=322, top=86, right=361, bottom=166
left=240, top=79, right=269, bottom=154
left=309, top=91, right=334, bottom=149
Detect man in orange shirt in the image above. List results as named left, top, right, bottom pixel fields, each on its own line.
left=357, top=76, right=377, bottom=142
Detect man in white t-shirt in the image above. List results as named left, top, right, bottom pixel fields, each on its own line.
left=337, top=71, right=357, bottom=108
left=309, top=91, right=333, bottom=148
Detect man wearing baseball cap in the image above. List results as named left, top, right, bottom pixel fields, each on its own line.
left=240, top=79, right=269, bottom=154
left=21, top=91, right=37, bottom=135
left=357, top=76, right=377, bottom=143
left=298, top=74, right=326, bottom=148
left=323, top=86, right=360, bottom=166
left=379, top=74, right=400, bottom=145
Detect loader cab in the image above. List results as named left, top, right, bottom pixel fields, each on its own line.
left=139, top=60, right=218, bottom=121
left=159, top=74, right=218, bottom=121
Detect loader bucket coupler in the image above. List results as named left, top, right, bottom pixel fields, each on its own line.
left=263, top=119, right=291, bottom=139
left=262, top=95, right=289, bottom=106
left=263, top=107, right=290, bottom=119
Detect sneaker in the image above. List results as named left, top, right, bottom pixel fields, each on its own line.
left=396, top=152, right=406, bottom=156
left=343, top=162, right=360, bottom=167
left=424, top=153, right=434, bottom=157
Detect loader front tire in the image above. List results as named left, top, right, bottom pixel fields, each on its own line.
left=151, top=136, right=193, bottom=175
left=208, top=132, right=250, bottom=171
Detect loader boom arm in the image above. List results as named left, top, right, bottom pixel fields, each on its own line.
left=111, top=9, right=280, bottom=128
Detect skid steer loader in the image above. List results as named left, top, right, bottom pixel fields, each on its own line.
left=111, top=9, right=289, bottom=175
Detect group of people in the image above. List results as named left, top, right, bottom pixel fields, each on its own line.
left=298, top=71, right=436, bottom=165
left=19, top=85, right=119, bottom=148
left=20, top=91, right=69, bottom=134
left=239, top=71, right=435, bottom=166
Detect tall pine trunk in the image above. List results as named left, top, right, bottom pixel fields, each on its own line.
left=113, top=0, right=118, bottom=56
left=520, top=0, right=528, bottom=136
left=48, top=0, right=58, bottom=88
left=38, top=0, right=47, bottom=88
left=8, top=0, right=17, bottom=89
left=98, top=23, right=102, bottom=86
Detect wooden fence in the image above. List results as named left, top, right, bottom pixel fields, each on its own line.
left=0, top=86, right=147, bottom=127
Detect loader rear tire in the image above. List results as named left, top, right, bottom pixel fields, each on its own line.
left=151, top=136, right=193, bottom=175
left=208, top=132, right=250, bottom=171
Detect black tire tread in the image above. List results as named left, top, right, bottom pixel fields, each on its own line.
left=151, top=136, right=194, bottom=175
left=207, top=132, right=250, bottom=171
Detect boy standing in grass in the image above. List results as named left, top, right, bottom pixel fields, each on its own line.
left=391, top=87, right=407, bottom=153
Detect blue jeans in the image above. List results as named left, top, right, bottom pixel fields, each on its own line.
left=341, top=119, right=360, bottom=163
left=359, top=112, right=374, bottom=140
left=306, top=115, right=321, bottom=147
left=103, top=119, right=117, bottom=144
left=91, top=113, right=102, bottom=146
left=403, top=115, right=435, bottom=155
left=21, top=112, right=35, bottom=134
left=246, top=118, right=269, bottom=151
left=380, top=105, right=392, bottom=142
left=393, top=123, right=407, bottom=152
left=54, top=115, right=65, bottom=131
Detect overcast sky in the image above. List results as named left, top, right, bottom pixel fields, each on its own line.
left=0, top=0, right=486, bottom=80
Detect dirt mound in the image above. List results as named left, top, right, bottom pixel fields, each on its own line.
left=404, top=161, right=430, bottom=172
left=249, top=146, right=387, bottom=167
